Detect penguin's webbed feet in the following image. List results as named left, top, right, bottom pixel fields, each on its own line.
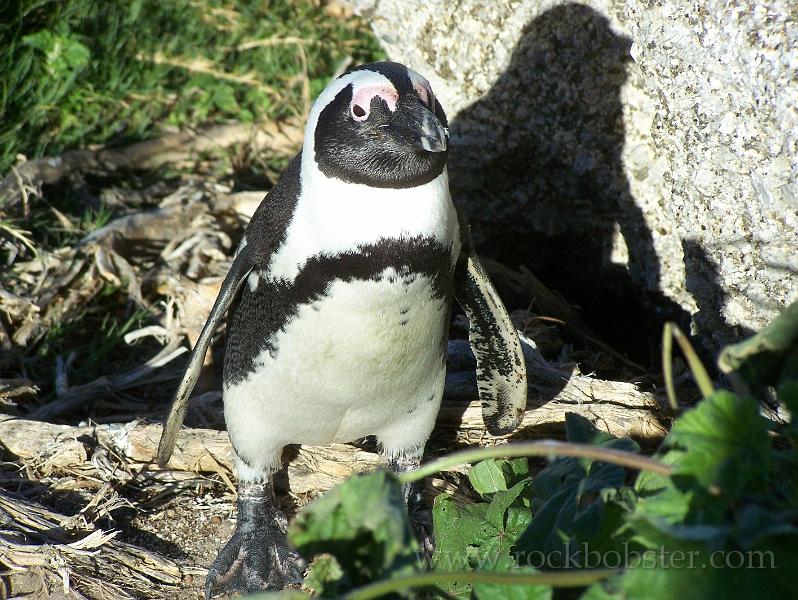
left=205, top=480, right=305, bottom=599
left=409, top=502, right=435, bottom=563
left=388, top=455, right=436, bottom=560
left=205, top=525, right=305, bottom=599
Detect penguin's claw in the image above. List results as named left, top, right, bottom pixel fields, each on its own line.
left=205, top=528, right=305, bottom=599
left=409, top=507, right=435, bottom=564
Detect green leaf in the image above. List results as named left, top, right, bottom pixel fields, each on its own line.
left=664, top=391, right=772, bottom=498
left=289, top=470, right=418, bottom=591
left=516, top=417, right=637, bottom=565
left=504, top=506, right=534, bottom=541
left=433, top=494, right=497, bottom=565
left=432, top=494, right=499, bottom=599
left=22, top=29, right=90, bottom=79
left=500, top=458, right=532, bottom=488
left=473, top=568, right=553, bottom=600
left=734, top=504, right=798, bottom=549
left=718, top=300, right=798, bottom=393
left=303, top=554, right=345, bottom=597
left=211, top=84, right=241, bottom=113
left=469, top=459, right=509, bottom=494
left=486, top=478, right=531, bottom=530
left=621, top=553, right=789, bottom=600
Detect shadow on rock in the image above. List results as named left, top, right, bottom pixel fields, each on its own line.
left=683, top=239, right=754, bottom=359
left=448, top=3, right=691, bottom=368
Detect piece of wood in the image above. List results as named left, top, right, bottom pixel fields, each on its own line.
left=1, top=349, right=666, bottom=495
left=440, top=374, right=667, bottom=444
left=0, top=120, right=302, bottom=214
left=443, top=337, right=667, bottom=442
left=0, top=416, right=383, bottom=497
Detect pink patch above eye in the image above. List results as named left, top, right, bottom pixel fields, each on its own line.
left=414, top=82, right=435, bottom=108
left=351, top=85, right=398, bottom=120
left=407, top=69, right=435, bottom=108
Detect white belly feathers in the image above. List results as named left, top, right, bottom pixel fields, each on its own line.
left=224, top=169, right=460, bottom=476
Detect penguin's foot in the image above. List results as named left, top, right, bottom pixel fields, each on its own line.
left=205, top=481, right=305, bottom=599
left=409, top=502, right=435, bottom=563
left=205, top=526, right=304, bottom=598
left=388, top=454, right=435, bottom=559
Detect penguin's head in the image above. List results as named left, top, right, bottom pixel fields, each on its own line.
left=307, top=61, right=449, bottom=189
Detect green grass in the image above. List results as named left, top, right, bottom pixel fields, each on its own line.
left=35, top=285, right=153, bottom=392
left=0, top=0, right=384, bottom=175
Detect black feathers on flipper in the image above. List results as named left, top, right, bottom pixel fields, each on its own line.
left=243, top=152, right=304, bottom=270
left=157, top=246, right=253, bottom=467
left=453, top=221, right=527, bottom=436
left=224, top=236, right=453, bottom=386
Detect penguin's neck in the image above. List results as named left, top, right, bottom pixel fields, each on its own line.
left=265, top=166, right=456, bottom=283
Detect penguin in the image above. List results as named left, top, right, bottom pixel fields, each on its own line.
left=156, top=61, right=527, bottom=597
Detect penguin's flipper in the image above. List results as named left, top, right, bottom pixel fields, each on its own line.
left=157, top=246, right=253, bottom=467
left=453, top=251, right=527, bottom=436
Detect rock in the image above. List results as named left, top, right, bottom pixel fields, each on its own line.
left=352, top=0, right=797, bottom=356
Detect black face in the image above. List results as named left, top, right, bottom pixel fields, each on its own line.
left=314, top=62, right=449, bottom=189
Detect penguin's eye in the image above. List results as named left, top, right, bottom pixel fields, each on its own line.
left=350, top=84, right=397, bottom=121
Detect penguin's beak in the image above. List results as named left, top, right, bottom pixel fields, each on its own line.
left=391, top=99, right=448, bottom=153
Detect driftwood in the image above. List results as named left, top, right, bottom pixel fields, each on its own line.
left=0, top=342, right=665, bottom=498
left=0, top=416, right=384, bottom=498
left=443, top=338, right=668, bottom=442
left=2, top=336, right=667, bottom=498
left=0, top=120, right=302, bottom=214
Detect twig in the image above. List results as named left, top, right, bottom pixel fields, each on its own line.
left=30, top=341, right=188, bottom=420
left=398, top=440, right=673, bottom=484
left=0, top=490, right=193, bottom=599
left=485, top=260, right=650, bottom=375
left=136, top=52, right=277, bottom=96
left=55, top=355, right=69, bottom=398
left=0, top=120, right=302, bottom=213
left=235, top=36, right=311, bottom=51
left=9, top=165, right=29, bottom=217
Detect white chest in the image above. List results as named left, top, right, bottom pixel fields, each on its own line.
left=264, top=168, right=458, bottom=284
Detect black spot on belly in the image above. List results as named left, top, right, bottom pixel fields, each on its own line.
left=225, top=236, right=454, bottom=385
left=400, top=308, right=409, bottom=315
left=399, top=319, right=409, bottom=326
